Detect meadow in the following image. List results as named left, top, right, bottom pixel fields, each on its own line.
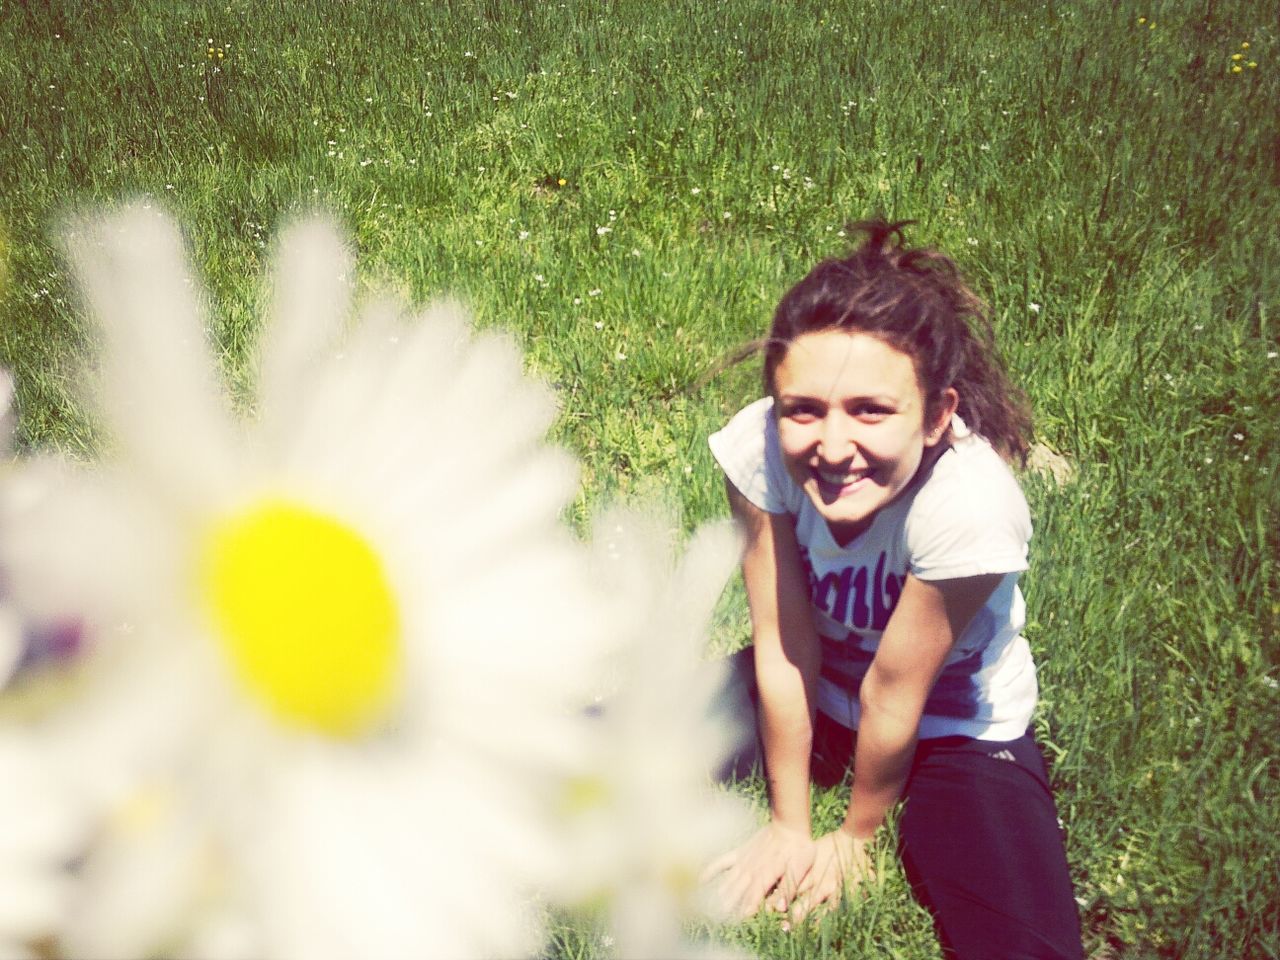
left=1, top=0, right=1277, bottom=957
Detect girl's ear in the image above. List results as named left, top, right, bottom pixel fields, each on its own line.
left=925, top=388, right=960, bottom=447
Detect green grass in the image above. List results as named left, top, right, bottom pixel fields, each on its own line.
left=2, top=0, right=1278, bottom=957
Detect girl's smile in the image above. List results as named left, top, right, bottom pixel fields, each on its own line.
left=772, top=330, right=956, bottom=545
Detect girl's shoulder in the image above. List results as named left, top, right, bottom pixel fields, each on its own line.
left=904, top=425, right=1031, bottom=580
left=708, top=398, right=802, bottom=516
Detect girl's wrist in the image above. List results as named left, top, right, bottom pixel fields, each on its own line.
left=769, top=807, right=812, bottom=835
left=839, top=811, right=881, bottom=842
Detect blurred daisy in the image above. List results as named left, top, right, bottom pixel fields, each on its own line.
left=555, top=509, right=754, bottom=959
left=0, top=205, right=601, bottom=959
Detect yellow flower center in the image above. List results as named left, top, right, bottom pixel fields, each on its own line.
left=559, top=774, right=613, bottom=817
left=200, top=500, right=400, bottom=736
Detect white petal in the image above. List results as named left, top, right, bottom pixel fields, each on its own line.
left=62, top=204, right=238, bottom=503
left=61, top=792, right=206, bottom=960
left=256, top=218, right=353, bottom=445
left=669, top=520, right=742, bottom=646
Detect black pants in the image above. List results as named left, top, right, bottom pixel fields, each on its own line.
left=720, top=649, right=1084, bottom=960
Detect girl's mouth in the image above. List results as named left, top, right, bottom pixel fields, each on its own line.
left=814, top=467, right=870, bottom=496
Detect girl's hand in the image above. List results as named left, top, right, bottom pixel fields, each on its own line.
left=788, top=828, right=872, bottom=922
left=701, top=821, right=816, bottom=919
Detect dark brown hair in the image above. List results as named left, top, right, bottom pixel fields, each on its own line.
left=763, top=218, right=1031, bottom=464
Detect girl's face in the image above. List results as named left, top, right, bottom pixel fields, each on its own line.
left=772, top=329, right=957, bottom=544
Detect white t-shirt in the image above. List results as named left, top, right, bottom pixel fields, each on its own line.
left=709, top=397, right=1037, bottom=741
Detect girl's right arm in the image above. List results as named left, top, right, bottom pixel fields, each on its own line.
left=704, top=478, right=822, bottom=917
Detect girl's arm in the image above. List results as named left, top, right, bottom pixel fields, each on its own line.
left=704, top=479, right=822, bottom=917
left=788, top=571, right=1002, bottom=920
left=734, top=480, right=820, bottom=831
left=846, top=571, right=1001, bottom=836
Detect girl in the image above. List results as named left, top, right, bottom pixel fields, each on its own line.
left=704, top=220, right=1083, bottom=959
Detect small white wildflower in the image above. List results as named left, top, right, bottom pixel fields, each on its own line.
left=690, top=187, right=701, bottom=195
left=1262, top=676, right=1279, bottom=690
left=1268, top=351, right=1278, bottom=359
left=594, top=321, right=604, bottom=331
left=967, top=237, right=979, bottom=246
left=596, top=226, right=612, bottom=236
left=573, top=297, right=582, bottom=306
left=1029, top=302, right=1041, bottom=314
left=588, top=289, right=602, bottom=297
left=519, top=231, right=530, bottom=241
left=1204, top=456, right=1213, bottom=464
left=1233, top=433, right=1244, bottom=441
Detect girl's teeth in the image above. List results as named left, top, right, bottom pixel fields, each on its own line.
left=819, top=469, right=865, bottom=485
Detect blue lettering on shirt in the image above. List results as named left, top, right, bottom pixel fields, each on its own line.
left=801, top=546, right=906, bottom=632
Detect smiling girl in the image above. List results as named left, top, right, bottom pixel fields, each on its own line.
left=704, top=220, right=1082, bottom=959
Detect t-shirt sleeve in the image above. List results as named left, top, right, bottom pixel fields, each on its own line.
left=905, top=442, right=1031, bottom=581
left=707, top=397, right=799, bottom=515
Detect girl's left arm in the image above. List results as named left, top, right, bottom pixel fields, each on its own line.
left=788, top=571, right=1003, bottom=921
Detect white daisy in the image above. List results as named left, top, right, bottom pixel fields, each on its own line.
left=0, top=204, right=602, bottom=959
left=555, top=508, right=755, bottom=960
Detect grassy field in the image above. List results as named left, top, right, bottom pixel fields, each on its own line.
left=2, top=0, right=1277, bottom=957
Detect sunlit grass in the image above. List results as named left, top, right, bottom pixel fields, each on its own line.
left=2, top=1, right=1277, bottom=956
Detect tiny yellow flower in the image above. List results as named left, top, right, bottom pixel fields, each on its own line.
left=1232, top=64, right=1243, bottom=73
left=1232, top=53, right=1244, bottom=61
left=1241, top=42, right=1250, bottom=50
left=1137, top=16, right=1146, bottom=24
left=1149, top=21, right=1156, bottom=29
left=557, top=177, right=567, bottom=187
left=1248, top=61, right=1257, bottom=68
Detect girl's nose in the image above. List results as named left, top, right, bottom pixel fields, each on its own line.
left=817, top=413, right=855, bottom=462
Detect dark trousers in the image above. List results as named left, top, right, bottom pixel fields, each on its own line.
left=719, top=649, right=1084, bottom=960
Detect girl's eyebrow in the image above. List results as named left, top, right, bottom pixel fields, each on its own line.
left=778, top=390, right=898, bottom=404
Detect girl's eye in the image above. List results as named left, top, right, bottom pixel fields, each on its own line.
left=852, top=405, right=891, bottom=422
left=780, top=402, right=822, bottom=422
